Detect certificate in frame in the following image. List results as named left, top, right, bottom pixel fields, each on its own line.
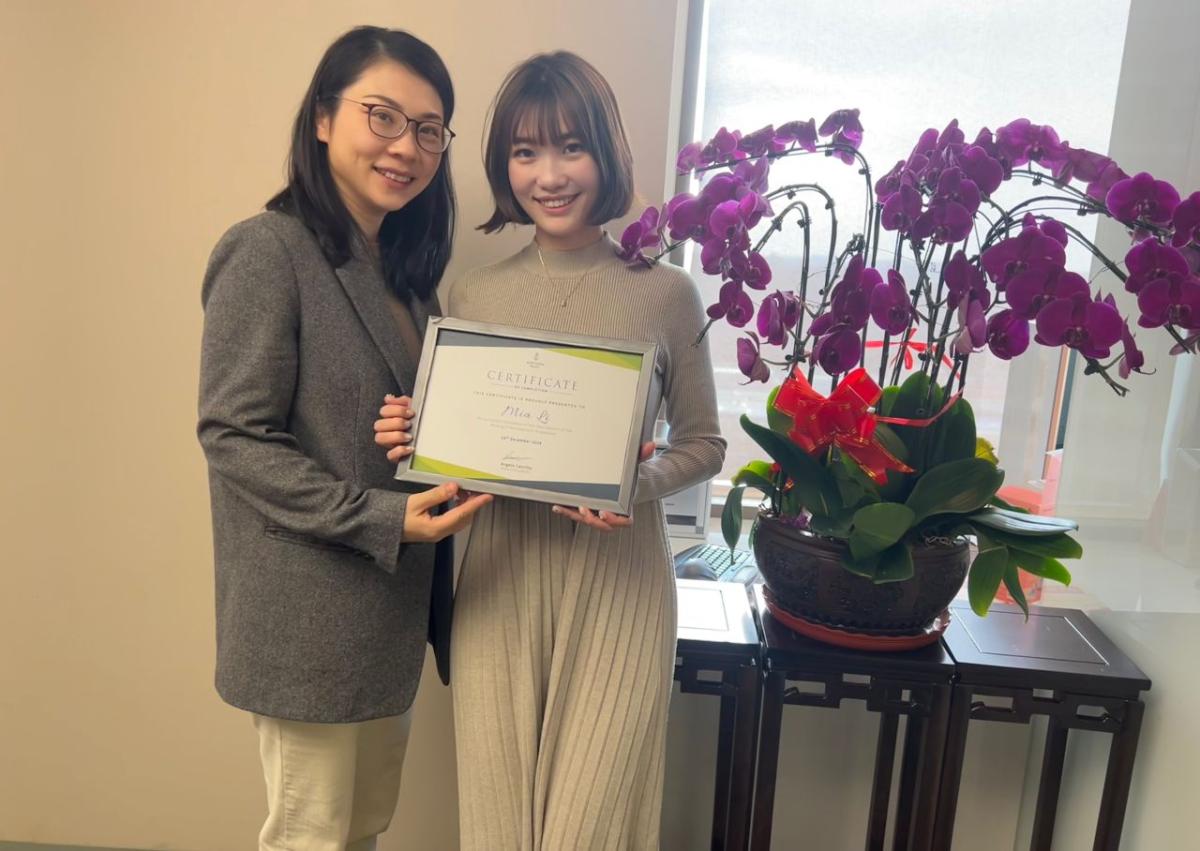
left=395, top=317, right=658, bottom=515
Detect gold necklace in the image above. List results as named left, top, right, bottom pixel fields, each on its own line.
left=535, top=244, right=589, bottom=308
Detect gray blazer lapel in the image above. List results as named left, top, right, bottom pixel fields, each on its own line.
left=334, top=255, right=418, bottom=392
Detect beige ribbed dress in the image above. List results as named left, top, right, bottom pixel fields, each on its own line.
left=445, top=233, right=725, bottom=851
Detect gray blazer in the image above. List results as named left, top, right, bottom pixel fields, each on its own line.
left=198, top=210, right=452, bottom=723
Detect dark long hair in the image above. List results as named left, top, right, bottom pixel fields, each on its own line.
left=267, top=26, right=455, bottom=301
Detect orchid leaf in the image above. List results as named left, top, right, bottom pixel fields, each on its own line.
left=905, top=457, right=1005, bottom=523
left=874, top=541, right=915, bottom=584
left=809, top=509, right=856, bottom=538
left=970, top=507, right=1077, bottom=536
left=1001, top=558, right=1031, bottom=618
left=988, top=493, right=1029, bottom=513
left=968, top=529, right=1009, bottom=616
left=982, top=529, right=1082, bottom=560
left=741, top=414, right=841, bottom=517
left=732, top=460, right=777, bottom=494
left=1007, top=550, right=1073, bottom=585
left=849, top=503, right=916, bottom=560
left=933, top=398, right=977, bottom=465
left=722, top=486, right=745, bottom=552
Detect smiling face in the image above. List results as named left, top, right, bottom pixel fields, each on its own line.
left=507, top=121, right=603, bottom=251
left=316, top=59, right=445, bottom=239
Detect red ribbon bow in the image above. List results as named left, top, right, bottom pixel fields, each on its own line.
left=772, top=367, right=914, bottom=485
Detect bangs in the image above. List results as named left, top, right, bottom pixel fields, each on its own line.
left=506, top=78, right=595, bottom=147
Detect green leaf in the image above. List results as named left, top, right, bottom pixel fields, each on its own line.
left=887, top=372, right=947, bottom=472
left=740, top=415, right=841, bottom=517
left=968, top=529, right=1009, bottom=616
left=1007, top=550, right=1073, bottom=586
left=849, top=503, right=916, bottom=560
left=988, top=493, right=1028, bottom=513
left=874, top=542, right=914, bottom=584
left=878, top=385, right=900, bottom=417
left=842, top=551, right=879, bottom=580
left=933, top=398, right=977, bottom=466
left=732, top=460, right=777, bottom=494
left=1001, top=558, right=1030, bottom=618
left=905, top=457, right=1005, bottom=523
left=722, top=486, right=745, bottom=552
left=766, top=385, right=793, bottom=435
left=808, top=509, right=856, bottom=538
left=970, top=507, right=1078, bottom=536
left=983, top=529, right=1082, bottom=560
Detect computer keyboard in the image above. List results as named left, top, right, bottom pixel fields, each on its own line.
left=673, top=543, right=758, bottom=582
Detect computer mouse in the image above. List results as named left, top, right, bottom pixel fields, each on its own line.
left=675, top=557, right=719, bottom=581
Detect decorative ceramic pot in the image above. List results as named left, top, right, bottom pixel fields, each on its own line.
left=753, top=513, right=969, bottom=636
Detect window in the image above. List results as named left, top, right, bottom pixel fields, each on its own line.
left=682, top=0, right=1132, bottom=496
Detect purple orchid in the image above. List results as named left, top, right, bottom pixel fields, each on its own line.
left=1171, top=191, right=1200, bottom=247
left=1035, top=291, right=1123, bottom=358
left=956, top=144, right=1005, bottom=196
left=1085, top=161, right=1129, bottom=204
left=1105, top=171, right=1181, bottom=224
left=676, top=142, right=703, bottom=174
left=1051, top=145, right=1111, bottom=186
left=986, top=309, right=1031, bottom=360
left=732, top=250, right=773, bottom=290
left=1007, top=262, right=1089, bottom=320
left=881, top=183, right=922, bottom=232
left=810, top=256, right=877, bottom=335
left=936, top=119, right=965, bottom=150
left=1123, top=238, right=1190, bottom=295
left=953, top=299, right=988, bottom=355
left=813, top=325, right=863, bottom=376
left=708, top=279, right=754, bottom=327
left=869, top=269, right=914, bottom=334
left=758, top=291, right=800, bottom=346
left=738, top=125, right=781, bottom=159
left=700, top=127, right=745, bottom=166
left=1117, top=321, right=1145, bottom=379
left=996, top=119, right=1066, bottom=170
left=774, top=119, right=818, bottom=152
left=737, top=332, right=772, bottom=383
left=981, top=216, right=1067, bottom=288
left=1137, top=275, right=1200, bottom=330
left=910, top=198, right=973, bottom=244
left=734, top=157, right=771, bottom=196
left=944, top=250, right=990, bottom=309
left=818, top=108, right=863, bottom=164
left=667, top=197, right=709, bottom=241
left=617, top=206, right=661, bottom=265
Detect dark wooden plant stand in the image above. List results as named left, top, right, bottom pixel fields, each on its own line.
left=749, top=584, right=956, bottom=851
left=932, top=603, right=1151, bottom=851
left=675, top=578, right=763, bottom=851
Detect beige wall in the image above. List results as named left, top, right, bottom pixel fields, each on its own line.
left=0, top=2, right=686, bottom=848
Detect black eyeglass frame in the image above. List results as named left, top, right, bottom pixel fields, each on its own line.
left=328, top=96, right=456, bottom=153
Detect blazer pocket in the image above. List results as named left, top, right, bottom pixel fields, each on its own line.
left=263, top=526, right=373, bottom=561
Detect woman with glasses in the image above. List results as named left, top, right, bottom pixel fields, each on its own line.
left=374, top=52, right=725, bottom=850
left=196, top=26, right=490, bottom=850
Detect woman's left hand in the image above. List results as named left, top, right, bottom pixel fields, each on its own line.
left=552, top=505, right=634, bottom=532
left=549, top=441, right=655, bottom=532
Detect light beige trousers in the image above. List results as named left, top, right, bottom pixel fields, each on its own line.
left=252, top=711, right=412, bottom=851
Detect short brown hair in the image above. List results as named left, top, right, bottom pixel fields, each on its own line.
left=478, top=52, right=634, bottom=233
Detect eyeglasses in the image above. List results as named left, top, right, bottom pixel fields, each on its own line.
left=332, top=97, right=455, bottom=154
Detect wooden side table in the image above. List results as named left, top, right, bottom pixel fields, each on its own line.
left=750, top=585, right=957, bottom=851
left=675, top=578, right=763, bottom=851
left=933, top=603, right=1151, bottom=851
